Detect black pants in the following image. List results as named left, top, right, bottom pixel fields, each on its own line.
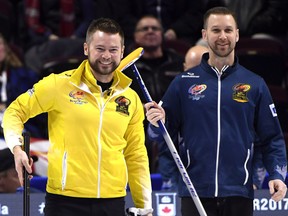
left=44, top=192, right=126, bottom=216
left=181, top=196, right=253, bottom=216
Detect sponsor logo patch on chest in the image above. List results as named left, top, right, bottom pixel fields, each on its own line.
left=188, top=84, right=207, bottom=100
left=69, top=90, right=88, bottom=105
left=232, top=83, right=251, bottom=103
left=115, top=96, right=130, bottom=116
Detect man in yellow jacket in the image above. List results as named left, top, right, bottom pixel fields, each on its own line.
left=2, top=18, right=153, bottom=216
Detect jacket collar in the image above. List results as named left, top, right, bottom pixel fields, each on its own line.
left=69, top=59, right=132, bottom=91
left=200, top=53, right=239, bottom=78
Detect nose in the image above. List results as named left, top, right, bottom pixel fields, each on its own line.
left=102, top=50, right=111, bottom=59
left=219, top=30, right=227, bottom=40
left=147, top=27, right=155, bottom=32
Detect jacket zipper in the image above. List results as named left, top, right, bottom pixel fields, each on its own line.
left=61, top=152, right=67, bottom=190
left=211, top=65, right=229, bottom=197
left=243, top=149, right=250, bottom=185
left=96, top=92, right=115, bottom=197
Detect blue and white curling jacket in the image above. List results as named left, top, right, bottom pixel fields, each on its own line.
left=148, top=53, right=287, bottom=199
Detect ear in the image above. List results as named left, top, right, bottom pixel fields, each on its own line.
left=84, top=43, right=88, bottom=56
left=121, top=46, right=125, bottom=59
left=236, top=29, right=239, bottom=42
left=201, top=29, right=207, bottom=41
left=183, top=62, right=187, bottom=71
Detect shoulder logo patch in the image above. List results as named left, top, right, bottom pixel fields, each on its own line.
left=269, top=103, right=277, bottom=117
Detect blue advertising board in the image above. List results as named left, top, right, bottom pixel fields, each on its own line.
left=0, top=190, right=287, bottom=215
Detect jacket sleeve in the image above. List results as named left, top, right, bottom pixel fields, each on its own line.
left=255, top=80, right=287, bottom=181
left=124, top=92, right=152, bottom=210
left=2, top=74, right=56, bottom=151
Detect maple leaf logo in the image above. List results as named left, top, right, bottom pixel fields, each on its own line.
left=162, top=206, right=172, bottom=213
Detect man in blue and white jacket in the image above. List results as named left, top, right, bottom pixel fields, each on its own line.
left=145, top=6, right=287, bottom=216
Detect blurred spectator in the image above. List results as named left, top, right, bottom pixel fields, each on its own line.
left=253, top=148, right=267, bottom=190
left=183, top=45, right=208, bottom=70
left=23, top=0, right=94, bottom=73
left=0, top=0, right=15, bottom=43
left=0, top=148, right=21, bottom=193
left=0, top=0, right=28, bottom=45
left=23, top=0, right=141, bottom=74
left=223, top=0, right=288, bottom=40
left=125, top=15, right=184, bottom=172
left=126, top=15, right=184, bottom=103
left=0, top=148, right=40, bottom=193
left=91, top=0, right=140, bottom=51
left=0, top=33, right=47, bottom=138
left=24, top=0, right=93, bottom=48
left=131, top=0, right=204, bottom=45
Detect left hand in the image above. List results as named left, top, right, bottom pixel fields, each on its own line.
left=268, top=179, right=287, bottom=201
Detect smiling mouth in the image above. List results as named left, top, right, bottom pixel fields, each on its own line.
left=100, top=62, right=112, bottom=66
left=218, top=43, right=228, bottom=46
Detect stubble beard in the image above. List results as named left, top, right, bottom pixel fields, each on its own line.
left=89, top=59, right=118, bottom=76
left=208, top=41, right=234, bottom=58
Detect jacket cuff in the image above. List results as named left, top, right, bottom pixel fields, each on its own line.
left=4, top=133, right=23, bottom=153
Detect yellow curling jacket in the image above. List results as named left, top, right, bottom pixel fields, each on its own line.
left=2, top=60, right=152, bottom=209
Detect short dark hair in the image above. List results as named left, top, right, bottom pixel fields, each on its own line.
left=203, top=7, right=238, bottom=29
left=135, top=14, right=163, bottom=32
left=86, top=18, right=125, bottom=46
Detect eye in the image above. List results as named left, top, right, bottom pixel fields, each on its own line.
left=96, top=47, right=104, bottom=52
left=212, top=28, right=220, bottom=33
left=225, top=28, right=233, bottom=33
left=110, top=48, right=119, bottom=53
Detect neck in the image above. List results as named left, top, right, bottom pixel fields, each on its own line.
left=90, top=68, right=114, bottom=83
left=142, top=46, right=163, bottom=59
left=97, top=79, right=113, bottom=92
left=208, top=52, right=234, bottom=72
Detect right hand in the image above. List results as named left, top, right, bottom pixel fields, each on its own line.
left=13, top=146, right=33, bottom=186
left=144, top=101, right=166, bottom=127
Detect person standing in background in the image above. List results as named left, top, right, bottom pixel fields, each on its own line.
left=0, top=33, right=46, bottom=139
